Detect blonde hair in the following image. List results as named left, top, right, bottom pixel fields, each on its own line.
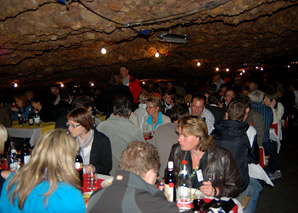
left=7, top=129, right=80, bottom=210
left=0, top=124, right=8, bottom=154
left=146, top=96, right=161, bottom=109
left=177, top=115, right=216, bottom=152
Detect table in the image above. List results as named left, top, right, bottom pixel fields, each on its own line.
left=82, top=173, right=111, bottom=206
left=7, top=121, right=56, bottom=147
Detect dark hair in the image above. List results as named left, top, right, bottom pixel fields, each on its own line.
left=67, top=108, right=94, bottom=131
left=113, top=96, right=132, bottom=118
left=191, top=93, right=206, bottom=105
left=71, top=96, right=93, bottom=110
left=120, top=65, right=128, bottom=70
left=167, top=103, right=189, bottom=122
left=265, top=90, right=278, bottom=102
left=31, top=97, right=45, bottom=106
left=233, top=95, right=251, bottom=109
left=227, top=101, right=246, bottom=121
left=208, top=94, right=221, bottom=105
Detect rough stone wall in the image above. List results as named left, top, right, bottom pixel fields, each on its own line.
left=0, top=0, right=297, bottom=87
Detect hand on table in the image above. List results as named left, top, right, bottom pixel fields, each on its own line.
left=84, top=164, right=95, bottom=174
left=199, top=181, right=215, bottom=197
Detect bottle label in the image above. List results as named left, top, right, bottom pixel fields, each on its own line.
left=176, top=198, right=193, bottom=211
left=24, top=155, right=31, bottom=164
left=165, top=183, right=175, bottom=202
left=29, top=118, right=34, bottom=125
left=75, top=162, right=83, bottom=171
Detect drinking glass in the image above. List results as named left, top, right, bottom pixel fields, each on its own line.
left=87, top=171, right=97, bottom=191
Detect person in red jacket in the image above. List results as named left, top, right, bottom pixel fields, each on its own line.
left=120, top=65, right=142, bottom=104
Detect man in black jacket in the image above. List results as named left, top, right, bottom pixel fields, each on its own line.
left=212, top=100, right=262, bottom=213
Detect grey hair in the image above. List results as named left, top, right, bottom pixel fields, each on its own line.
left=248, top=90, right=264, bottom=103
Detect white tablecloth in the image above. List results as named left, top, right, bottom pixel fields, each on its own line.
left=7, top=127, right=42, bottom=147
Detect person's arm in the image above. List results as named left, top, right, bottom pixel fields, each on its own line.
left=91, top=132, right=112, bottom=175
left=216, top=152, right=241, bottom=198
left=1, top=170, right=12, bottom=179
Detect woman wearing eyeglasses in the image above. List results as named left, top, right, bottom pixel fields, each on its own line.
left=165, top=115, right=241, bottom=198
left=142, top=96, right=171, bottom=134
left=67, top=108, right=112, bottom=175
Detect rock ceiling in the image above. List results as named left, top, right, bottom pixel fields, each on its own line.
left=0, top=0, right=298, bottom=88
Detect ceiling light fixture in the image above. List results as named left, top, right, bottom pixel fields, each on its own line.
left=101, top=46, right=107, bottom=54
left=155, top=51, right=160, bottom=58
left=13, top=82, right=18, bottom=88
left=226, top=68, right=230, bottom=72
left=197, top=62, right=201, bottom=67
left=60, top=83, right=64, bottom=88
left=216, top=67, right=220, bottom=71
left=90, top=82, right=94, bottom=87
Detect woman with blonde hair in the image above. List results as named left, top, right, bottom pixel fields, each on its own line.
left=143, top=96, right=171, bottom=133
left=0, top=124, right=11, bottom=194
left=0, top=129, right=86, bottom=212
left=166, top=115, right=240, bottom=198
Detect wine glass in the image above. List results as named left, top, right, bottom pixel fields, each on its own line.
left=87, top=170, right=97, bottom=191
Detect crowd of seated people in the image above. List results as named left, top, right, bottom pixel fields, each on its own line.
left=0, top=66, right=298, bottom=212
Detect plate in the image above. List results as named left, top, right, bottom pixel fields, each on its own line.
left=101, top=177, right=114, bottom=188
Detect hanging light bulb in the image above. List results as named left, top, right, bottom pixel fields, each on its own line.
left=242, top=70, right=246, bottom=73
left=226, top=68, right=230, bottom=72
left=90, top=82, right=94, bottom=87
left=197, top=61, right=201, bottom=67
left=60, top=83, right=64, bottom=88
left=256, top=66, right=259, bottom=69
left=155, top=51, right=160, bottom=58
left=101, top=46, right=107, bottom=54
left=216, top=67, right=220, bottom=71
left=261, top=67, right=264, bottom=71
left=288, top=65, right=290, bottom=68
left=13, top=82, right=18, bottom=88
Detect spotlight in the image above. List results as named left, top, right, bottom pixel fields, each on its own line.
left=261, top=67, right=264, bottom=71
left=90, top=82, right=94, bottom=87
left=155, top=51, right=160, bottom=58
left=60, top=83, right=64, bottom=88
left=197, top=62, right=201, bottom=67
left=256, top=66, right=259, bottom=69
left=216, top=67, right=220, bottom=71
left=101, top=47, right=107, bottom=54
left=242, top=70, right=246, bottom=73
left=226, top=68, right=230, bottom=72
left=288, top=65, right=290, bottom=68
left=13, top=82, right=18, bottom=88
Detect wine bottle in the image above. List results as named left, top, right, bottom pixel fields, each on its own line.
left=75, top=153, right=84, bottom=186
left=21, top=142, right=31, bottom=165
left=28, top=108, right=34, bottom=125
left=165, top=161, right=176, bottom=202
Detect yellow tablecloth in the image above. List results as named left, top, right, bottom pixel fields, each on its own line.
left=8, top=121, right=56, bottom=146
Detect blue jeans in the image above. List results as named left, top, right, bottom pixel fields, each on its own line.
left=236, top=177, right=263, bottom=213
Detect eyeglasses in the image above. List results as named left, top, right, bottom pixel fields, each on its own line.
left=66, top=122, right=81, bottom=128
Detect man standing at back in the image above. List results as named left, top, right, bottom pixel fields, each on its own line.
left=96, top=96, right=144, bottom=176
left=120, top=65, right=142, bottom=105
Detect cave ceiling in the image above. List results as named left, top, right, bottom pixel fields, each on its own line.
left=0, top=0, right=298, bottom=88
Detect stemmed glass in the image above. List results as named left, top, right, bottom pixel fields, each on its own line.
left=87, top=170, right=97, bottom=191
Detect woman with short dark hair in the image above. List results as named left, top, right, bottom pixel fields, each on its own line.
left=67, top=108, right=112, bottom=175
